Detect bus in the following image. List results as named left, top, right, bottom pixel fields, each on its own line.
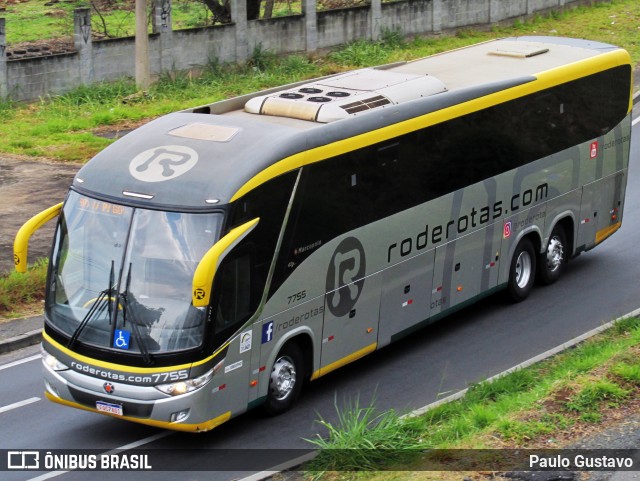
left=15, top=36, right=633, bottom=432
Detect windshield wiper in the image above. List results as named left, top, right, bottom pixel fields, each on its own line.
left=68, top=260, right=115, bottom=349
left=119, top=263, right=153, bottom=366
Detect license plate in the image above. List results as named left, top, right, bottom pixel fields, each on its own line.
left=96, top=401, right=123, bottom=416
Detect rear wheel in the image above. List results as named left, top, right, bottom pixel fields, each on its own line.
left=264, top=342, right=304, bottom=415
left=507, top=237, right=536, bottom=302
left=538, top=224, right=567, bottom=285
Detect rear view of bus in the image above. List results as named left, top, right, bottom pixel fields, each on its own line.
left=15, top=36, right=633, bottom=432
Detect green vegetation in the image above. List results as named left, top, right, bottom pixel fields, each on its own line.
left=0, top=259, right=48, bottom=318
left=1, top=0, right=639, bottom=162
left=306, top=396, right=427, bottom=472
left=305, top=317, right=640, bottom=476
left=1, top=0, right=303, bottom=43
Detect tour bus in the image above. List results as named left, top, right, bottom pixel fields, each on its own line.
left=15, top=36, right=633, bottom=432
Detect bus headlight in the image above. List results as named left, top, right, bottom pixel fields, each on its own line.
left=155, top=368, right=215, bottom=396
left=41, top=346, right=69, bottom=371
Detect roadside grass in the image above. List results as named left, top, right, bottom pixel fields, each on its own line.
left=0, top=259, right=48, bottom=319
left=2, top=0, right=304, bottom=43
left=1, top=0, right=639, bottom=161
left=304, top=317, right=640, bottom=477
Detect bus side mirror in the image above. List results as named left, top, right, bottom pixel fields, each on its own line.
left=14, top=202, right=63, bottom=273
left=192, top=218, right=259, bottom=308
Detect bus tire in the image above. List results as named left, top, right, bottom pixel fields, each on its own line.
left=264, top=342, right=304, bottom=416
left=538, top=224, right=567, bottom=285
left=507, top=237, right=536, bottom=302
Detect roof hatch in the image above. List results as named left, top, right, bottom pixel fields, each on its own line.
left=489, top=44, right=550, bottom=58
left=244, top=68, right=447, bottom=123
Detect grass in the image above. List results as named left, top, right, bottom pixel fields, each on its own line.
left=1, top=0, right=640, bottom=162
left=304, top=317, right=640, bottom=476
left=0, top=0, right=640, bottom=162
left=0, top=259, right=48, bottom=318
left=1, top=0, right=305, bottom=43
left=306, top=396, right=427, bottom=473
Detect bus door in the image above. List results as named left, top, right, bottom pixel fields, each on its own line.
left=319, top=239, right=381, bottom=375
left=378, top=250, right=435, bottom=347
left=578, top=172, right=625, bottom=250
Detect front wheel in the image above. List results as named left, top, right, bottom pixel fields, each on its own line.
left=507, top=237, right=536, bottom=302
left=537, top=225, right=567, bottom=285
left=264, top=343, right=304, bottom=416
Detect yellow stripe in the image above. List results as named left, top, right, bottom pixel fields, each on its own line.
left=192, top=217, right=259, bottom=307
left=44, top=330, right=228, bottom=374
left=595, top=221, right=622, bottom=244
left=44, top=391, right=231, bottom=432
left=230, top=49, right=632, bottom=202
left=14, top=202, right=63, bottom=273
left=310, top=342, right=377, bottom=380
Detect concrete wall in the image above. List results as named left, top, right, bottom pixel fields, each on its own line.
left=380, top=1, right=434, bottom=38
left=441, top=0, right=490, bottom=30
left=0, top=0, right=603, bottom=101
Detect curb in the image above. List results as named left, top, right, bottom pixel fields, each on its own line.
left=0, top=328, right=42, bottom=355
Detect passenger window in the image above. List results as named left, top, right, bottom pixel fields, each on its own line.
left=213, top=250, right=254, bottom=339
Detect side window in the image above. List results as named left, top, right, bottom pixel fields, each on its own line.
left=213, top=249, right=254, bottom=342
left=211, top=171, right=297, bottom=336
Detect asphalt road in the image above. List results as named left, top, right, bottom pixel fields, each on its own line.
left=1, top=121, right=639, bottom=481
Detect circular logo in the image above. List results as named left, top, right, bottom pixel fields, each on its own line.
left=326, top=237, right=366, bottom=317
left=103, top=382, right=115, bottom=394
left=193, top=288, right=205, bottom=300
left=129, top=145, right=199, bottom=183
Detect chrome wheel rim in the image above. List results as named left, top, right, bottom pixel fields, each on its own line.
left=546, top=236, right=564, bottom=273
left=270, top=356, right=296, bottom=401
left=515, top=250, right=532, bottom=289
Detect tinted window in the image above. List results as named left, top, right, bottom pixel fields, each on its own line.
left=212, top=172, right=297, bottom=338
left=270, top=65, right=630, bottom=293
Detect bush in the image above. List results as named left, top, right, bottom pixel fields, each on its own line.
left=0, top=259, right=48, bottom=315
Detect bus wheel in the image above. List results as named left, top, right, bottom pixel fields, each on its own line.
left=507, top=237, right=536, bottom=302
left=264, top=343, right=304, bottom=415
left=538, top=225, right=567, bottom=285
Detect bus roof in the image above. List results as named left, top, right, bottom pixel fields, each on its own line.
left=74, top=36, right=630, bottom=209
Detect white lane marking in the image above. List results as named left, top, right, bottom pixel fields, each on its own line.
left=0, top=397, right=40, bottom=414
left=109, top=431, right=173, bottom=451
left=237, top=452, right=319, bottom=481
left=633, top=115, right=640, bottom=127
left=0, top=354, right=41, bottom=371
left=26, top=431, right=173, bottom=481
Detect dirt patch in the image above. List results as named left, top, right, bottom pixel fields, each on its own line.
left=0, top=155, right=79, bottom=275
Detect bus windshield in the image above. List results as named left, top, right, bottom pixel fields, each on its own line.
left=47, top=191, right=222, bottom=355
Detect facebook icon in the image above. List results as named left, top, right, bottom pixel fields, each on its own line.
left=262, top=321, right=274, bottom=344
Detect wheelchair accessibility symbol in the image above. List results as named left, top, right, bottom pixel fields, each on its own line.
left=113, top=329, right=131, bottom=350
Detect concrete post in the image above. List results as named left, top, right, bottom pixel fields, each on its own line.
left=0, top=18, right=7, bottom=100
left=135, top=0, right=150, bottom=88
left=73, top=8, right=93, bottom=85
left=432, top=0, right=442, bottom=33
left=370, top=0, right=382, bottom=41
left=153, top=0, right=174, bottom=73
left=489, top=0, right=501, bottom=24
left=231, top=0, right=248, bottom=63
left=302, top=0, right=317, bottom=53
